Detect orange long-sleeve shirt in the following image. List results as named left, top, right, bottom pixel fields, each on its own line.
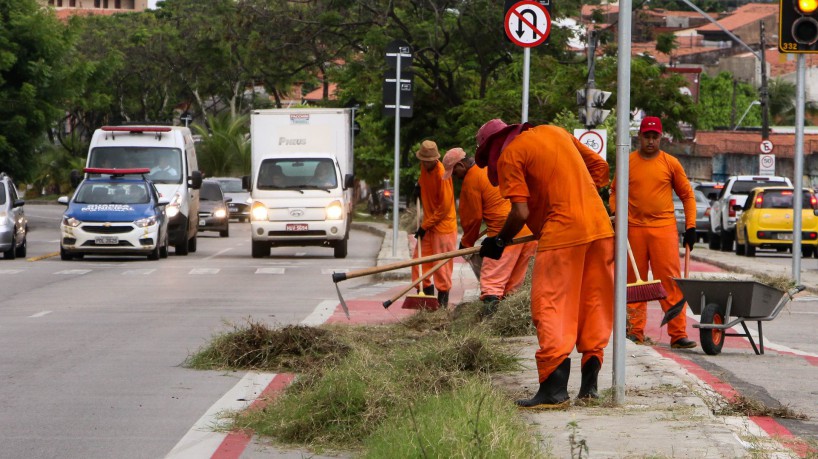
left=418, top=161, right=458, bottom=234
left=497, top=125, right=613, bottom=251
left=609, top=150, right=696, bottom=228
left=458, top=165, right=532, bottom=248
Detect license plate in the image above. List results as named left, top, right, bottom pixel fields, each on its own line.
left=777, top=233, right=793, bottom=240
left=286, top=224, right=309, bottom=231
left=95, top=236, right=118, bottom=245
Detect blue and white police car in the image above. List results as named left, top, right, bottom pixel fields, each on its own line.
left=59, top=168, right=170, bottom=260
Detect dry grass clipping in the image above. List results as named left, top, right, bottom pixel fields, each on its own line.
left=715, top=394, right=807, bottom=420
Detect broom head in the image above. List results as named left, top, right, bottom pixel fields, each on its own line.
left=626, top=279, right=667, bottom=304
left=402, top=293, right=439, bottom=311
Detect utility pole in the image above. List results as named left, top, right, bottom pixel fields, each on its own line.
left=585, top=31, right=598, bottom=130
left=759, top=21, right=770, bottom=140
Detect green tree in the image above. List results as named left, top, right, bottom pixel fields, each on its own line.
left=697, top=72, right=759, bottom=130
left=0, top=0, right=77, bottom=179
left=192, top=113, right=250, bottom=177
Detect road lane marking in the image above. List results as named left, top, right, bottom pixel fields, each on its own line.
left=301, top=299, right=339, bottom=326
left=0, top=269, right=23, bottom=274
left=203, top=248, right=232, bottom=261
left=122, top=269, right=156, bottom=275
left=28, top=311, right=52, bottom=318
left=255, top=268, right=285, bottom=274
left=55, top=269, right=91, bottom=275
left=164, top=372, right=277, bottom=459
left=322, top=268, right=348, bottom=274
left=28, top=252, right=59, bottom=261
left=189, top=268, right=219, bottom=275
left=295, top=252, right=307, bottom=257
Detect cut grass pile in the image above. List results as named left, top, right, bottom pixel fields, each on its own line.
left=716, top=394, right=808, bottom=420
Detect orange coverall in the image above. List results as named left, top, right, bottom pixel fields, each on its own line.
left=411, top=161, right=458, bottom=292
left=459, top=166, right=537, bottom=298
left=498, top=125, right=614, bottom=383
left=609, top=150, right=697, bottom=343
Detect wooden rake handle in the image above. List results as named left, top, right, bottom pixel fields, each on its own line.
left=382, top=259, right=448, bottom=308
left=332, top=234, right=537, bottom=283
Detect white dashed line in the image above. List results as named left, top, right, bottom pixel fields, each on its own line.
left=189, top=268, right=219, bottom=275
left=255, top=268, right=285, bottom=274
left=29, top=311, right=52, bottom=318
left=0, top=269, right=23, bottom=275
left=55, top=269, right=92, bottom=275
left=122, top=269, right=156, bottom=275
left=203, top=248, right=232, bottom=261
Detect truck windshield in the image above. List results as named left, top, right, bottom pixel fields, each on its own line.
left=89, top=147, right=183, bottom=184
left=257, top=158, right=337, bottom=190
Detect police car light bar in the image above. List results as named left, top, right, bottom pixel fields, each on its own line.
left=100, top=126, right=172, bottom=133
left=84, top=168, right=151, bottom=175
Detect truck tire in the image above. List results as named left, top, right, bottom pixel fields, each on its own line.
left=720, top=230, right=734, bottom=252
left=252, top=240, right=269, bottom=258
left=708, top=230, right=720, bottom=250
left=334, top=239, right=348, bottom=258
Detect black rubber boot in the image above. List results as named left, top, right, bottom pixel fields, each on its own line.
left=422, top=285, right=435, bottom=296
left=437, top=290, right=449, bottom=308
left=516, top=358, right=570, bottom=408
left=481, top=295, right=501, bottom=317
left=577, top=356, right=601, bottom=399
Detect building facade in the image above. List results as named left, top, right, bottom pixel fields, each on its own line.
left=40, top=0, right=147, bottom=10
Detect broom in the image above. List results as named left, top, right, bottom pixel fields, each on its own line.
left=402, top=198, right=439, bottom=310
left=626, top=239, right=668, bottom=303
left=381, top=258, right=446, bottom=309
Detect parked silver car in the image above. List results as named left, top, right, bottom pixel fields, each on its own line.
left=0, top=173, right=28, bottom=259
left=674, top=190, right=711, bottom=243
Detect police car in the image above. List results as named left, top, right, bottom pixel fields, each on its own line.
left=59, top=168, right=170, bottom=260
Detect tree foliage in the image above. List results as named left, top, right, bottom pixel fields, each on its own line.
left=697, top=72, right=759, bottom=130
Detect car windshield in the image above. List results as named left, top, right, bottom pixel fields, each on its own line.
left=200, top=182, right=224, bottom=201
left=76, top=182, right=150, bottom=204
left=732, top=179, right=788, bottom=194
left=88, top=147, right=183, bottom=184
left=257, top=158, right=337, bottom=190
left=217, top=179, right=244, bottom=193
left=756, top=190, right=816, bottom=209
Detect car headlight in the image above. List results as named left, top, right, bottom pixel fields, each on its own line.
left=245, top=197, right=253, bottom=204
left=62, top=216, right=81, bottom=227
left=326, top=200, right=344, bottom=220
left=214, top=208, right=227, bottom=218
left=166, top=192, right=181, bottom=218
left=251, top=201, right=268, bottom=221
left=134, top=216, right=158, bottom=228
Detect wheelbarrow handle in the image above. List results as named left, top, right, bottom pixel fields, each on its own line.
left=332, top=234, right=537, bottom=283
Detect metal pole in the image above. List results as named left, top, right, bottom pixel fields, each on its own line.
left=585, top=31, right=597, bottom=130
left=792, top=54, right=806, bottom=284
left=759, top=21, right=770, bottom=140
left=522, top=47, right=530, bottom=122
left=392, top=56, right=402, bottom=257
left=613, top=0, right=633, bottom=405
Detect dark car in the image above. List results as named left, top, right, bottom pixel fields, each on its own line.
left=198, top=180, right=230, bottom=237
left=368, top=182, right=407, bottom=215
left=211, top=177, right=250, bottom=222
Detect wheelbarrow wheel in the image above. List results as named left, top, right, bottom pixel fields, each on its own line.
left=700, top=302, right=726, bottom=355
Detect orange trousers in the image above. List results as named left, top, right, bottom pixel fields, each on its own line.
left=411, top=229, right=457, bottom=292
left=626, top=225, right=688, bottom=342
left=480, top=241, right=537, bottom=298
left=530, top=237, right=614, bottom=382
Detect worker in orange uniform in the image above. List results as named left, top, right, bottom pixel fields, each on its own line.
left=411, top=140, right=458, bottom=308
left=475, top=119, right=614, bottom=406
left=609, top=116, right=698, bottom=349
left=442, top=148, right=537, bottom=315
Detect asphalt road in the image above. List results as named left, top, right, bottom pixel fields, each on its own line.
left=0, top=204, right=381, bottom=459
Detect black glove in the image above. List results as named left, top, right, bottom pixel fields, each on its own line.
left=683, top=227, right=696, bottom=251
left=458, top=242, right=465, bottom=250
left=415, top=227, right=427, bottom=240
left=412, top=182, right=422, bottom=201
left=480, top=236, right=505, bottom=260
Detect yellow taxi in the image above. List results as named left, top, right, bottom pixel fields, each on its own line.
left=735, top=186, right=818, bottom=257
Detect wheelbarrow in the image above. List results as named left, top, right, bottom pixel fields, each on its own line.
left=673, top=278, right=805, bottom=356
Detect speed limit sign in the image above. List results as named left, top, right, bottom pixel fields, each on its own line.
left=759, top=153, right=775, bottom=176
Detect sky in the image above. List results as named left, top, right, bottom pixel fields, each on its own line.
left=148, top=0, right=157, bottom=8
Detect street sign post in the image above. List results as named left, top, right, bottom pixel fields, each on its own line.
left=382, top=69, right=414, bottom=118
left=504, top=0, right=551, bottom=122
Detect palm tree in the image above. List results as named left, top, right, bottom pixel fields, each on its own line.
left=767, top=78, right=818, bottom=125
left=192, top=113, right=250, bottom=177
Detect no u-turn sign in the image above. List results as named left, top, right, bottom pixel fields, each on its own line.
left=504, top=1, right=551, bottom=48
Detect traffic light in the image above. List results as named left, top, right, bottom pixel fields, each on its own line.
left=779, top=0, right=818, bottom=53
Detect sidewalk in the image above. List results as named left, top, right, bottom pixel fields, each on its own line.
left=351, top=222, right=802, bottom=458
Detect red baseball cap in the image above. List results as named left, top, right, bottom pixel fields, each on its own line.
left=639, top=116, right=663, bottom=135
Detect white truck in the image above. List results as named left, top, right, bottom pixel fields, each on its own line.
left=245, top=108, right=355, bottom=258
left=708, top=174, right=792, bottom=251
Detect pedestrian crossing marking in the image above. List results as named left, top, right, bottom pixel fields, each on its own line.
left=55, top=269, right=92, bottom=275
left=190, top=268, right=220, bottom=275
left=256, top=268, right=285, bottom=274
left=122, top=269, right=156, bottom=275
left=0, top=269, right=23, bottom=275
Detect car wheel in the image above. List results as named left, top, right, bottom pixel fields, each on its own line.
left=148, top=243, right=161, bottom=260
left=188, top=235, right=197, bottom=253
left=700, top=303, right=726, bottom=355
left=220, top=227, right=229, bottom=237
left=15, top=235, right=26, bottom=258
left=60, top=247, right=72, bottom=261
left=160, top=236, right=169, bottom=259
left=334, top=238, right=348, bottom=259
left=251, top=240, right=269, bottom=258
left=802, top=246, right=814, bottom=258
left=175, top=239, right=189, bottom=256
left=3, top=233, right=16, bottom=259
left=708, top=230, right=720, bottom=250
left=745, top=231, right=756, bottom=257
left=735, top=236, right=746, bottom=256
left=720, top=230, right=734, bottom=252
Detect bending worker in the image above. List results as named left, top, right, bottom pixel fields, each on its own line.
left=411, top=140, right=458, bottom=308
left=609, top=116, right=697, bottom=349
left=475, top=119, right=614, bottom=407
left=442, top=148, right=537, bottom=315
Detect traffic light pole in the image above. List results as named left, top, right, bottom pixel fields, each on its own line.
left=792, top=54, right=806, bottom=284
left=759, top=21, right=770, bottom=140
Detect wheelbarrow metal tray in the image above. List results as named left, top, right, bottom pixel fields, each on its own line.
left=673, top=278, right=785, bottom=318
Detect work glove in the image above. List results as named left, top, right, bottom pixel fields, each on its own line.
left=683, top=227, right=696, bottom=251
left=415, top=227, right=427, bottom=240
left=412, top=182, right=422, bottom=202
left=479, top=236, right=505, bottom=260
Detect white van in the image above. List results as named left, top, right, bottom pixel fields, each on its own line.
left=81, top=126, right=203, bottom=255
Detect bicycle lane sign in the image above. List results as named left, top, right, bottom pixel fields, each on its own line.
left=574, top=129, right=607, bottom=160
